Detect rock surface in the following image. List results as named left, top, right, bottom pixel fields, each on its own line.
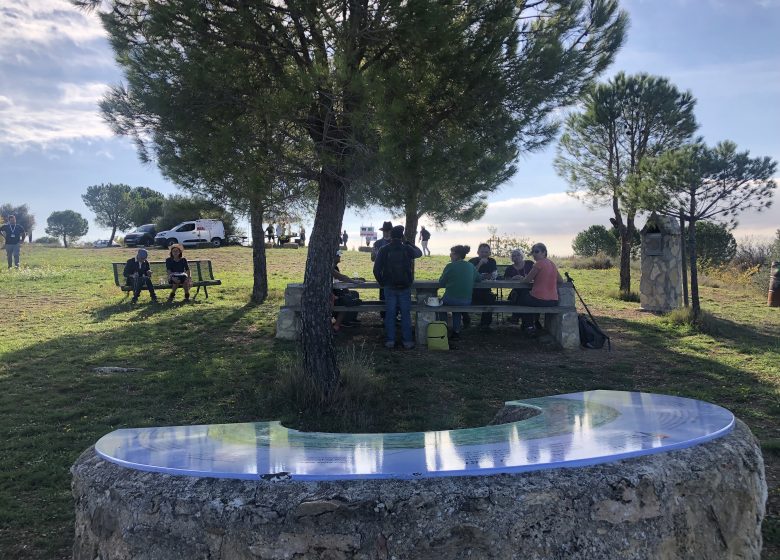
left=73, top=421, right=766, bottom=560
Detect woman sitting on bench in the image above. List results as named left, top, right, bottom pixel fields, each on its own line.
left=166, top=244, right=192, bottom=302
left=515, top=243, right=564, bottom=335
left=504, top=248, right=535, bottom=325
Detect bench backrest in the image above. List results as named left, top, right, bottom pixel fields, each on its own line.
left=112, top=260, right=215, bottom=286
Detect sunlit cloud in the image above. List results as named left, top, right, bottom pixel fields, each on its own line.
left=0, top=1, right=106, bottom=52
left=0, top=101, right=112, bottom=146
left=59, top=82, right=109, bottom=105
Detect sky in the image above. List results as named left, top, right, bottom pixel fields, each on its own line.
left=1, top=0, right=779, bottom=256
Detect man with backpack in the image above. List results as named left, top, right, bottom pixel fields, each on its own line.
left=373, top=225, right=422, bottom=349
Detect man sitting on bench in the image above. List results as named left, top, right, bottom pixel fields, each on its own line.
left=124, top=248, right=158, bottom=304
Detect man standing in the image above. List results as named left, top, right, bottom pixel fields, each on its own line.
left=265, top=223, right=275, bottom=244
left=342, top=230, right=349, bottom=247
left=275, top=222, right=283, bottom=246
left=1, top=214, right=26, bottom=269
left=374, top=225, right=422, bottom=349
left=419, top=226, right=431, bottom=256
left=371, top=221, right=393, bottom=318
left=123, top=248, right=158, bottom=303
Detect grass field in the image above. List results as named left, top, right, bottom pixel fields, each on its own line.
left=1, top=245, right=778, bottom=558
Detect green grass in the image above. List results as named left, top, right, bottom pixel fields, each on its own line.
left=0, top=245, right=778, bottom=558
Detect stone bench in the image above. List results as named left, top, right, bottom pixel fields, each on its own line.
left=276, top=283, right=580, bottom=349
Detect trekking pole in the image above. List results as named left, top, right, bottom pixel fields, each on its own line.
left=564, top=272, right=611, bottom=351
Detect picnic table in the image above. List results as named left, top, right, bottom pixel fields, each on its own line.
left=277, top=280, right=580, bottom=349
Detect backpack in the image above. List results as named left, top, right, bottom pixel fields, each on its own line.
left=383, top=242, right=412, bottom=289
left=578, top=314, right=610, bottom=350
left=427, top=321, right=449, bottom=350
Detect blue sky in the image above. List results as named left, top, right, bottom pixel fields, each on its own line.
left=1, top=0, right=778, bottom=255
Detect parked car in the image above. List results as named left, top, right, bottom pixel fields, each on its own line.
left=93, top=239, right=120, bottom=248
left=124, top=224, right=157, bottom=247
left=154, top=219, right=226, bottom=248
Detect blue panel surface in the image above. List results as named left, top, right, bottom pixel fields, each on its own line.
left=95, top=390, right=734, bottom=480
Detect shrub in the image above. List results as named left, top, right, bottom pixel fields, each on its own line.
left=692, top=221, right=736, bottom=267
left=557, top=253, right=614, bottom=270
left=34, top=236, right=60, bottom=245
left=664, top=307, right=721, bottom=336
left=732, top=235, right=774, bottom=272
left=274, top=344, right=384, bottom=431
left=606, top=288, right=640, bottom=302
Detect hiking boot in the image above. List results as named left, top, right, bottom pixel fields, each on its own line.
left=184, top=294, right=190, bottom=302
left=402, top=341, right=415, bottom=350
left=168, top=293, right=175, bottom=302
left=384, top=341, right=395, bottom=349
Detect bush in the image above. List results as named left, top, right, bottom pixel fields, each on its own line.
left=274, top=344, right=384, bottom=432
left=557, top=253, right=614, bottom=270
left=606, top=288, right=640, bottom=302
left=572, top=225, right=618, bottom=257
left=732, top=235, right=774, bottom=272
left=664, top=307, right=722, bottom=336
left=34, top=236, right=60, bottom=245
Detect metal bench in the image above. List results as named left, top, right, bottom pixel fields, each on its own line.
left=111, top=260, right=221, bottom=299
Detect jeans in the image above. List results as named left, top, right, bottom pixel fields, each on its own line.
left=129, top=275, right=157, bottom=300
left=384, top=287, right=413, bottom=344
left=438, top=294, right=471, bottom=332
left=515, top=290, right=557, bottom=328
left=5, top=244, right=20, bottom=268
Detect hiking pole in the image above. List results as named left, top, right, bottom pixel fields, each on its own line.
left=564, top=272, right=611, bottom=351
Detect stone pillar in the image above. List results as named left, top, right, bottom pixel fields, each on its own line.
left=768, top=261, right=780, bottom=307
left=639, top=214, right=683, bottom=312
left=416, top=310, right=436, bottom=346
left=275, top=284, right=304, bottom=340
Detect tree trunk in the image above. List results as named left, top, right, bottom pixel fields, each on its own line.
left=62, top=234, right=68, bottom=248
left=689, top=218, right=700, bottom=316
left=404, top=198, right=419, bottom=245
left=679, top=209, right=689, bottom=307
left=28, top=231, right=33, bottom=243
left=300, top=169, right=347, bottom=397
left=108, top=225, right=117, bottom=246
left=249, top=199, right=268, bottom=304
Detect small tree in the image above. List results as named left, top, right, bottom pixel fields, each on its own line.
left=82, top=183, right=133, bottom=245
left=572, top=225, right=619, bottom=257
left=0, top=203, right=36, bottom=242
left=692, top=221, right=736, bottom=268
left=485, top=227, right=532, bottom=259
left=639, top=141, right=777, bottom=314
left=46, top=210, right=89, bottom=247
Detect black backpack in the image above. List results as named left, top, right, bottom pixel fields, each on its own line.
left=383, top=242, right=412, bottom=289
left=578, top=314, right=610, bottom=350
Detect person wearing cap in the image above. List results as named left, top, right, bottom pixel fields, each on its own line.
left=165, top=244, right=192, bottom=302
left=332, top=249, right=365, bottom=331
left=123, top=248, right=158, bottom=303
left=373, top=225, right=422, bottom=349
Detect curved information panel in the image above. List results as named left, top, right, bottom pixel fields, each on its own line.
left=95, top=390, right=734, bottom=480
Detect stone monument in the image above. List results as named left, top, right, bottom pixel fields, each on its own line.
left=639, top=213, right=683, bottom=312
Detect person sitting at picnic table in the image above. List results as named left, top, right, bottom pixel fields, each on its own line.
left=467, top=243, right=498, bottom=328
left=165, top=244, right=192, bottom=302
left=438, top=244, right=481, bottom=339
left=123, top=248, right=158, bottom=304
left=504, top=248, right=535, bottom=324
left=514, top=242, right=564, bottom=334
left=332, top=250, right=365, bottom=332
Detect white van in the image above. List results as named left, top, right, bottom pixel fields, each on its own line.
left=154, top=219, right=226, bottom=248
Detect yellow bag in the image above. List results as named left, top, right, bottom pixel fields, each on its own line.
left=426, top=321, right=449, bottom=350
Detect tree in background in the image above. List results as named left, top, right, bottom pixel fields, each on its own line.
left=0, top=203, right=36, bottom=242
left=485, top=227, right=532, bottom=259
left=128, top=187, right=165, bottom=227
left=81, top=183, right=133, bottom=245
left=45, top=210, right=88, bottom=248
left=638, top=140, right=777, bottom=315
left=572, top=225, right=619, bottom=257
left=555, top=73, right=697, bottom=295
left=691, top=221, right=737, bottom=268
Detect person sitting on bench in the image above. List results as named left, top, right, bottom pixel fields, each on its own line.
left=504, top=248, right=535, bottom=325
left=123, top=248, right=158, bottom=304
left=515, top=242, right=564, bottom=335
left=332, top=250, right=365, bottom=332
left=438, top=244, right=481, bottom=339
left=165, top=244, right=192, bottom=302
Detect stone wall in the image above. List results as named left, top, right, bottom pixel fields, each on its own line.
left=640, top=215, right=683, bottom=312
left=72, top=420, right=766, bottom=560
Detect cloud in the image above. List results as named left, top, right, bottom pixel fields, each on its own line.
left=420, top=189, right=780, bottom=257
left=0, top=101, right=113, bottom=146
left=59, top=82, right=109, bottom=105
left=0, top=1, right=106, bottom=53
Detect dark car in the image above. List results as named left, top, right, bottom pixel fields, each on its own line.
left=124, top=224, right=157, bottom=247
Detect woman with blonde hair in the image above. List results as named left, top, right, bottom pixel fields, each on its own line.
left=165, top=244, right=192, bottom=302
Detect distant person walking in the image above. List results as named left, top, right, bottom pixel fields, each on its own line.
left=374, top=225, right=422, bottom=349
left=123, top=248, right=158, bottom=304
left=275, top=223, right=283, bottom=246
left=342, top=230, right=349, bottom=247
left=265, top=224, right=275, bottom=244
left=1, top=214, right=25, bottom=269
left=419, top=226, right=431, bottom=256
